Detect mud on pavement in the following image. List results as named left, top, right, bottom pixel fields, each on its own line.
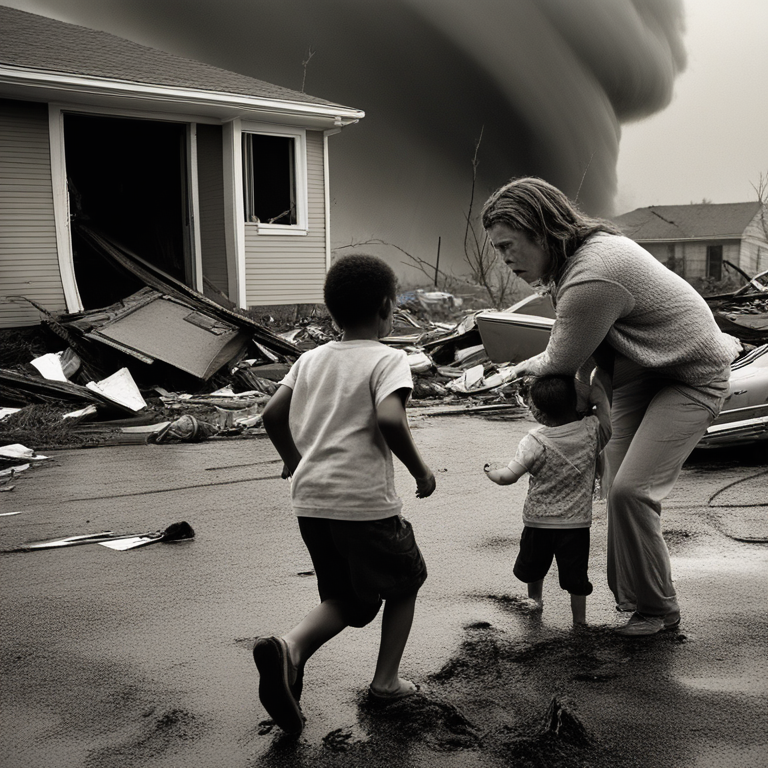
left=1, top=418, right=766, bottom=768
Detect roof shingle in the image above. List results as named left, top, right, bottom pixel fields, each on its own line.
left=613, top=202, right=763, bottom=240
left=0, top=5, right=347, bottom=109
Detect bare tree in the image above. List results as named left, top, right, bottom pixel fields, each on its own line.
left=333, top=239, right=462, bottom=294
left=461, top=128, right=516, bottom=308
left=751, top=170, right=768, bottom=243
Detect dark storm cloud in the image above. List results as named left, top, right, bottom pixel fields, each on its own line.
left=20, top=0, right=686, bottom=279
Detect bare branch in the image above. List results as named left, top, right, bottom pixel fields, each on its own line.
left=301, top=46, right=315, bottom=93
left=574, top=151, right=595, bottom=204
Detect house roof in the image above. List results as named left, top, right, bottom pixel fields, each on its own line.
left=0, top=5, right=352, bottom=112
left=613, top=202, right=763, bottom=241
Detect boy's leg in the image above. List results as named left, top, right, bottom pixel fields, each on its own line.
left=370, top=590, right=418, bottom=695
left=283, top=598, right=349, bottom=670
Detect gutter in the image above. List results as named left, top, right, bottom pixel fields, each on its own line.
left=632, top=236, right=744, bottom=243
left=0, top=64, right=365, bottom=126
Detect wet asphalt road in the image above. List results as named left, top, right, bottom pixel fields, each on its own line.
left=1, top=413, right=766, bottom=768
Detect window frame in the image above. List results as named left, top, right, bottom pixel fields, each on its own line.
left=240, top=122, right=308, bottom=235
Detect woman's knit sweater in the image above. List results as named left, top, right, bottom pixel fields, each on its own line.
left=525, top=233, right=742, bottom=386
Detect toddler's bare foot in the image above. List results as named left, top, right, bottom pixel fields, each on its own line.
left=572, top=620, right=589, bottom=631
left=521, top=597, right=543, bottom=612
left=369, top=677, right=420, bottom=701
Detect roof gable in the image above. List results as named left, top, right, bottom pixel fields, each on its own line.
left=613, top=201, right=763, bottom=240
left=0, top=5, right=345, bottom=109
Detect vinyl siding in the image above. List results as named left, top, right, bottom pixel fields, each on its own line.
left=0, top=99, right=65, bottom=328
left=244, top=130, right=326, bottom=306
left=740, top=208, right=768, bottom=275
left=641, top=239, right=740, bottom=279
left=196, top=123, right=228, bottom=295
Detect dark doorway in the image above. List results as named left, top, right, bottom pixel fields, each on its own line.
left=64, top=113, right=190, bottom=309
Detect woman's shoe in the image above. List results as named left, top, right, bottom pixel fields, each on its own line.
left=616, top=611, right=680, bottom=636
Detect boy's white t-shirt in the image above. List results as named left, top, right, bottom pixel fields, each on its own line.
left=279, top=340, right=413, bottom=520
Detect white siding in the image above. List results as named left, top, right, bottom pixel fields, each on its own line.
left=244, top=130, right=326, bottom=306
left=740, top=207, right=768, bottom=275
left=196, top=123, right=228, bottom=294
left=0, top=99, right=66, bottom=327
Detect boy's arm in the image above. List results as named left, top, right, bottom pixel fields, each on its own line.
left=589, top=367, right=613, bottom=447
left=261, top=385, right=302, bottom=476
left=485, top=460, right=528, bottom=486
left=376, top=389, right=435, bottom=498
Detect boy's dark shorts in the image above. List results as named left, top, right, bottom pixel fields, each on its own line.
left=297, top=515, right=428, bottom=627
left=513, top=526, right=592, bottom=596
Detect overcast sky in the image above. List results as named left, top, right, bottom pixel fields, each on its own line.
left=615, top=0, right=768, bottom=211
left=4, top=0, right=766, bottom=280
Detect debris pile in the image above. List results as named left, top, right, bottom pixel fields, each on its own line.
left=1, top=230, right=526, bottom=453
left=706, top=267, right=768, bottom=344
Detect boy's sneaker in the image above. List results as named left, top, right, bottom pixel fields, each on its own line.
left=252, top=636, right=305, bottom=734
left=615, top=611, right=681, bottom=636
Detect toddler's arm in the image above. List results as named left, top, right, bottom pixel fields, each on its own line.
left=262, top=385, right=302, bottom=476
left=376, top=390, right=435, bottom=498
left=485, top=460, right=527, bottom=485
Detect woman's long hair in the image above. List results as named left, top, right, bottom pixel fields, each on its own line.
left=481, top=177, right=621, bottom=284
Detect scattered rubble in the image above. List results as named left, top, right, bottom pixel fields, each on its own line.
left=705, top=267, right=768, bottom=344
left=4, top=250, right=768, bottom=460
left=1, top=237, right=527, bottom=455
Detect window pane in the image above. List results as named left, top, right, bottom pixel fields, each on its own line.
left=243, top=134, right=297, bottom=225
left=707, top=245, right=723, bottom=281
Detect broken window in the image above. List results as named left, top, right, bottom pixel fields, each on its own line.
left=707, top=245, right=723, bottom=281
left=242, top=132, right=297, bottom=225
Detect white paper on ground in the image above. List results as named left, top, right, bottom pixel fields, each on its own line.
left=86, top=368, right=147, bottom=411
left=30, top=352, right=68, bottom=382
left=98, top=535, right=161, bottom=550
left=446, top=364, right=485, bottom=393
left=0, top=444, right=48, bottom=461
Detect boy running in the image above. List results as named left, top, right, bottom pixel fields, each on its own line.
left=255, top=254, right=435, bottom=734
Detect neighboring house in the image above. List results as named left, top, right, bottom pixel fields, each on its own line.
left=613, top=202, right=768, bottom=283
left=0, top=6, right=363, bottom=328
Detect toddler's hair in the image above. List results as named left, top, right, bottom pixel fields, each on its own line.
left=528, top=374, right=578, bottom=424
left=324, top=254, right=397, bottom=327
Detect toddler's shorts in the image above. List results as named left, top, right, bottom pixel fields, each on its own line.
left=513, top=526, right=592, bottom=596
left=297, top=515, right=428, bottom=627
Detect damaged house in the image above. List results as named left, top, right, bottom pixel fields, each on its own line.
left=0, top=5, right=364, bottom=329
left=613, top=201, right=768, bottom=286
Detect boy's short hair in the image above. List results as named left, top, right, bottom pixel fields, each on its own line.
left=324, top=254, right=397, bottom=328
left=528, top=375, right=577, bottom=423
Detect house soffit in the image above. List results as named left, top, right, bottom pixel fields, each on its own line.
left=0, top=66, right=364, bottom=130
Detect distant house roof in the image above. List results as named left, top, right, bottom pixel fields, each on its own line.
left=613, top=202, right=763, bottom=241
left=0, top=5, right=348, bottom=111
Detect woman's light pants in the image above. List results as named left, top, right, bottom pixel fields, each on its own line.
left=604, top=371, right=729, bottom=617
